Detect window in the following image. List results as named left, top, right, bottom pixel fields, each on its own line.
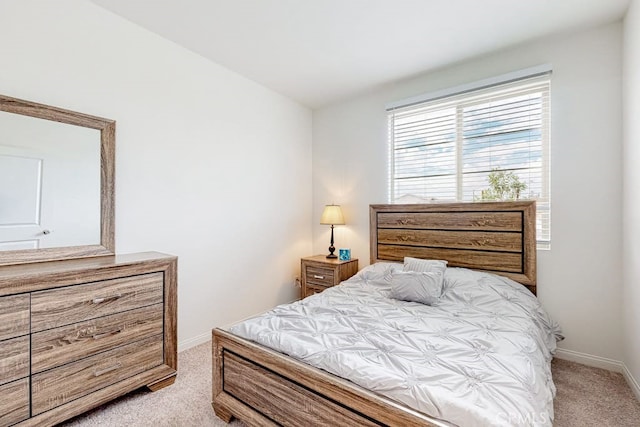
left=388, top=74, right=550, bottom=248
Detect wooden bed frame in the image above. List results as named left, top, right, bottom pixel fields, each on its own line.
left=212, top=201, right=536, bottom=426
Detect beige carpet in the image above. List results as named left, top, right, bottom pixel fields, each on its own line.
left=62, top=342, right=640, bottom=426
left=552, top=358, right=640, bottom=426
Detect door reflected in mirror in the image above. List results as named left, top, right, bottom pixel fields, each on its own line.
left=0, top=111, right=101, bottom=251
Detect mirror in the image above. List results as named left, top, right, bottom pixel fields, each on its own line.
left=0, top=95, right=115, bottom=265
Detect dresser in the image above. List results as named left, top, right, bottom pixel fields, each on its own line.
left=300, top=255, right=358, bottom=299
left=0, top=252, right=177, bottom=427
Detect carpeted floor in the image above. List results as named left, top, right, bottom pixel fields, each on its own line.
left=62, top=342, right=640, bottom=426
left=551, top=358, right=640, bottom=426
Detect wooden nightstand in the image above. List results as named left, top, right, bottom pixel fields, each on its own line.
left=300, top=255, right=359, bottom=299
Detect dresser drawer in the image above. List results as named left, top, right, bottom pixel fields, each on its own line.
left=305, top=266, right=335, bottom=286
left=0, top=294, right=29, bottom=341
left=0, top=378, right=29, bottom=426
left=31, top=272, right=164, bottom=332
left=0, top=335, right=29, bottom=386
left=32, top=334, right=164, bottom=415
left=32, top=303, right=164, bottom=373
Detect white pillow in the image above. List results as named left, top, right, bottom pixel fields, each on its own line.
left=390, top=270, right=444, bottom=306
left=403, top=257, right=448, bottom=275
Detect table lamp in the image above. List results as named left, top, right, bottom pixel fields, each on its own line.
left=320, top=204, right=345, bottom=259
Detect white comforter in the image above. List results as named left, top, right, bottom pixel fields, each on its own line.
left=230, top=263, right=563, bottom=427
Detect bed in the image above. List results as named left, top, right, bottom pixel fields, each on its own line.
left=212, top=201, right=560, bottom=426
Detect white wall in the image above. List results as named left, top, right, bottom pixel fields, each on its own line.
left=0, top=0, right=313, bottom=348
left=623, top=0, right=640, bottom=395
left=313, top=23, right=624, bottom=362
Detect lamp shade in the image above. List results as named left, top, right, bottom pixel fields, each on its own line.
left=320, top=205, right=345, bottom=225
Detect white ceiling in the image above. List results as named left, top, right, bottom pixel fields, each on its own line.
left=91, top=0, right=630, bottom=109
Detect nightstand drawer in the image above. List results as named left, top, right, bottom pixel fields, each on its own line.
left=31, top=272, right=164, bottom=332
left=303, top=284, right=328, bottom=298
left=0, top=378, right=29, bottom=426
left=0, top=294, right=29, bottom=341
left=0, top=335, right=29, bottom=386
left=32, top=334, right=164, bottom=415
left=32, top=303, right=164, bottom=373
left=305, top=266, right=335, bottom=286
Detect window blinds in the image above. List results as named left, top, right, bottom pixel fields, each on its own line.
left=388, top=74, right=551, bottom=247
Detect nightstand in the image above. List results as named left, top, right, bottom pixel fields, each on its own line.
left=300, top=255, right=359, bottom=299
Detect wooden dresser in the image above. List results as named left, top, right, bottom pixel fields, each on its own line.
left=0, top=252, right=177, bottom=427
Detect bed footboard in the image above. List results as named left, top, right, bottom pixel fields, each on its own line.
left=212, top=328, right=445, bottom=427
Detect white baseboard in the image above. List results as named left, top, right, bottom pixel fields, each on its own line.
left=622, top=363, right=640, bottom=402
left=554, top=348, right=624, bottom=372
left=178, top=331, right=211, bottom=353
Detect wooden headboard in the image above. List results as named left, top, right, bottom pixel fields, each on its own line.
left=370, top=201, right=537, bottom=294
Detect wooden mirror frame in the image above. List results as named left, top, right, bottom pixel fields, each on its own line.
left=0, top=95, right=115, bottom=266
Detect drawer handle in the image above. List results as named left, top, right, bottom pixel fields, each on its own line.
left=92, top=328, right=123, bottom=340
left=313, top=275, right=324, bottom=279
left=93, top=362, right=122, bottom=377
left=92, top=293, right=122, bottom=304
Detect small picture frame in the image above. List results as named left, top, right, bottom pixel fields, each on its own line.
left=338, top=248, right=351, bottom=261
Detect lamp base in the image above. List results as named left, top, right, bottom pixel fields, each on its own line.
left=326, top=225, right=338, bottom=259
